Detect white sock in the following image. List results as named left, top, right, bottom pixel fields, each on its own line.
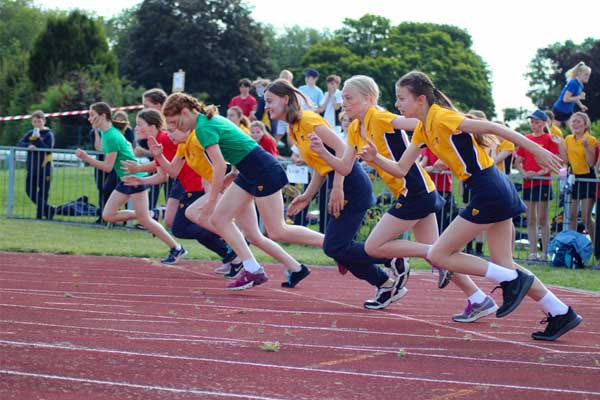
left=175, top=244, right=182, bottom=251
left=484, top=262, right=518, bottom=283
left=242, top=258, right=261, bottom=273
left=468, top=290, right=487, bottom=305
left=538, top=291, right=569, bottom=316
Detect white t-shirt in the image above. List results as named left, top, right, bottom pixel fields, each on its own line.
left=320, top=89, right=342, bottom=131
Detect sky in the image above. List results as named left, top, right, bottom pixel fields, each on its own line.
left=36, top=0, right=598, bottom=117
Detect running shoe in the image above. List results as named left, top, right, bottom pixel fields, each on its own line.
left=161, top=246, right=187, bottom=265
left=493, top=269, right=534, bottom=318
left=452, top=296, right=498, bottom=323
left=281, top=264, right=311, bottom=288
left=224, top=262, right=244, bottom=279
left=531, top=307, right=583, bottom=341
left=227, top=270, right=268, bottom=291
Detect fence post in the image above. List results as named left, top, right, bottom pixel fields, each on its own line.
left=562, top=174, right=575, bottom=231
left=7, top=147, right=15, bottom=217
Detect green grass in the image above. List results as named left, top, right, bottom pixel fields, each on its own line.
left=1, top=217, right=599, bottom=291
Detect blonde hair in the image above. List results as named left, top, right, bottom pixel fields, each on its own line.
left=566, top=61, right=591, bottom=80
left=250, top=120, right=275, bottom=141
left=227, top=106, right=250, bottom=129
left=343, top=75, right=379, bottom=106
left=568, top=112, right=591, bottom=132
left=162, top=92, right=218, bottom=119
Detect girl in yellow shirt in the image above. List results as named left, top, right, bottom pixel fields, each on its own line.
left=359, top=71, right=580, bottom=341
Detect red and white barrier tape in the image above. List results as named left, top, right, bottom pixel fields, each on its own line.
left=0, top=105, right=144, bottom=122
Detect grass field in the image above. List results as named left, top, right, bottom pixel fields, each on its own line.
left=1, top=216, right=598, bottom=292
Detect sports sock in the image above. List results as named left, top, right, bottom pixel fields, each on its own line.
left=175, top=244, right=182, bottom=251
left=538, top=291, right=569, bottom=316
left=242, top=258, right=261, bottom=273
left=484, top=262, right=518, bottom=283
left=468, top=290, right=487, bottom=305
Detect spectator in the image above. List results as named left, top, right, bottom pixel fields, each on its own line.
left=17, top=110, right=55, bottom=219
left=298, top=68, right=324, bottom=111
left=272, top=70, right=294, bottom=146
left=112, top=110, right=135, bottom=146
left=249, top=121, right=282, bottom=159
left=545, top=110, right=564, bottom=139
left=514, top=110, right=560, bottom=260
left=552, top=61, right=591, bottom=126
left=279, top=69, right=294, bottom=83
left=227, top=106, right=251, bottom=134
left=252, top=78, right=276, bottom=133
left=339, top=111, right=350, bottom=142
left=318, top=75, right=343, bottom=134
left=559, top=112, right=597, bottom=242
left=228, top=78, right=257, bottom=118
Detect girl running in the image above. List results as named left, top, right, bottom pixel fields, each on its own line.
left=121, top=108, right=239, bottom=272
left=75, top=102, right=186, bottom=264
left=265, top=79, right=404, bottom=310
left=310, top=75, right=497, bottom=321
left=161, top=93, right=324, bottom=290
left=358, top=71, right=581, bottom=341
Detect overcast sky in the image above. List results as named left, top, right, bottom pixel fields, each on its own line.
left=36, top=0, right=598, bottom=116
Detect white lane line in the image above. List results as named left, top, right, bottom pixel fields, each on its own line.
left=0, top=369, right=286, bottom=400
left=1, top=341, right=599, bottom=396
left=83, top=319, right=178, bottom=324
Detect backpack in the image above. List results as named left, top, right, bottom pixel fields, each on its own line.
left=551, top=243, right=584, bottom=269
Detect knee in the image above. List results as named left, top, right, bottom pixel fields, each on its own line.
left=364, top=238, right=380, bottom=258
left=426, top=245, right=445, bottom=267
left=323, top=238, right=344, bottom=259
left=264, top=224, right=286, bottom=242
left=102, top=210, right=117, bottom=223
left=171, top=223, right=184, bottom=239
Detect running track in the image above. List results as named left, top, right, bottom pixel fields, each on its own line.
left=0, top=251, right=599, bottom=399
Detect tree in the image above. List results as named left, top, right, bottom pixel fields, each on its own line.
left=526, top=38, right=599, bottom=122
left=301, top=16, right=494, bottom=116
left=115, top=0, right=272, bottom=109
left=28, top=10, right=117, bottom=91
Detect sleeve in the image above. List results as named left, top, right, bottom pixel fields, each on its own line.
left=261, top=137, right=279, bottom=156
left=588, top=136, right=598, bottom=147
left=103, top=134, right=119, bottom=154
left=249, top=96, right=257, bottom=110
left=515, top=146, right=526, bottom=158
left=335, top=91, right=343, bottom=103
left=411, top=126, right=427, bottom=148
left=228, top=97, right=235, bottom=109
left=196, top=124, right=219, bottom=148
left=39, top=130, right=55, bottom=149
left=441, top=111, right=465, bottom=135
left=124, top=127, right=135, bottom=145
left=565, top=79, right=581, bottom=95
left=17, top=132, right=32, bottom=147
left=176, top=143, right=185, bottom=158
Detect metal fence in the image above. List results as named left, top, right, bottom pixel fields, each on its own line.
left=1, top=145, right=598, bottom=264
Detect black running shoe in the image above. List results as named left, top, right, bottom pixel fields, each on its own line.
left=386, top=258, right=410, bottom=290
left=224, top=262, right=244, bottom=279
left=222, top=249, right=237, bottom=265
left=531, top=307, right=582, bottom=341
left=281, top=264, right=311, bottom=288
left=363, top=284, right=395, bottom=310
left=494, top=269, right=534, bottom=318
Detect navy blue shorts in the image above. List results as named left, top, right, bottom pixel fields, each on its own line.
left=572, top=172, right=597, bottom=199
left=522, top=184, right=553, bottom=202
left=234, top=146, right=288, bottom=197
left=551, top=107, right=572, bottom=123
left=387, top=190, right=445, bottom=220
left=169, top=179, right=185, bottom=200
left=115, top=181, right=148, bottom=195
left=326, top=161, right=375, bottom=213
left=460, top=167, right=525, bottom=224
left=178, top=190, right=205, bottom=206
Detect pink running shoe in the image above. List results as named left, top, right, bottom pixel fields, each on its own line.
left=227, top=270, right=268, bottom=291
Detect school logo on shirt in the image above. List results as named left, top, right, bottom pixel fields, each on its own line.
left=434, top=137, right=440, bottom=145
left=472, top=208, right=480, bottom=216
left=395, top=202, right=402, bottom=209
left=257, top=185, right=264, bottom=192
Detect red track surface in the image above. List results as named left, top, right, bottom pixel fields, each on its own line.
left=0, top=251, right=599, bottom=399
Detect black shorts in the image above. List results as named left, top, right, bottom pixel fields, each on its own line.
left=115, top=181, right=148, bottom=195
left=168, top=179, right=185, bottom=200
left=387, top=190, right=445, bottom=220
left=522, top=185, right=553, bottom=202
left=551, top=107, right=572, bottom=123
left=234, top=146, right=288, bottom=197
left=460, top=167, right=526, bottom=224
left=572, top=172, right=597, bottom=199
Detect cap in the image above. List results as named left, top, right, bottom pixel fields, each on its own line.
left=304, top=68, right=319, bottom=77
left=527, top=109, right=549, bottom=122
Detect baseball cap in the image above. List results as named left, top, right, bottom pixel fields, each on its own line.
left=304, top=68, right=319, bottom=77
left=527, top=109, right=549, bottom=122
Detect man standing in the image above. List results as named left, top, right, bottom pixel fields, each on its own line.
left=299, top=68, right=324, bottom=111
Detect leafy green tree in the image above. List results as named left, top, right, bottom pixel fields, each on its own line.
left=115, top=0, right=272, bottom=108
left=29, top=10, right=117, bottom=91
left=526, top=38, right=599, bottom=122
left=301, top=16, right=494, bottom=116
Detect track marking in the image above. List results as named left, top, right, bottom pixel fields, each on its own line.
left=0, top=369, right=286, bottom=399
left=1, top=340, right=599, bottom=396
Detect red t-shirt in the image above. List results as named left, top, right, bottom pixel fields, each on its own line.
left=258, top=135, right=279, bottom=156
left=516, top=133, right=558, bottom=188
left=228, top=95, right=257, bottom=117
left=422, top=148, right=452, bottom=193
left=155, top=131, right=203, bottom=192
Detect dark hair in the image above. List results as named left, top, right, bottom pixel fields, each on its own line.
left=227, top=106, right=250, bottom=129
left=31, top=110, right=45, bottom=120
left=162, top=92, right=218, bottom=119
left=137, top=108, right=165, bottom=130
left=239, top=78, right=252, bottom=88
left=326, top=75, right=341, bottom=85
left=143, top=88, right=168, bottom=106
left=90, top=102, right=112, bottom=121
left=396, top=71, right=456, bottom=111
left=265, top=79, right=309, bottom=123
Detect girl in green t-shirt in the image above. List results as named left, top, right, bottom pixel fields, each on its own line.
left=75, top=102, right=186, bottom=265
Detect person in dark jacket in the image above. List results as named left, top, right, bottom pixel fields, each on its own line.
left=17, top=110, right=55, bottom=219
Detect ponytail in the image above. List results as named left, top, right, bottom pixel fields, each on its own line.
left=163, top=92, right=218, bottom=119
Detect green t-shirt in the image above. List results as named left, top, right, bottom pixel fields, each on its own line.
left=101, top=126, right=146, bottom=179
left=195, top=114, right=257, bottom=166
